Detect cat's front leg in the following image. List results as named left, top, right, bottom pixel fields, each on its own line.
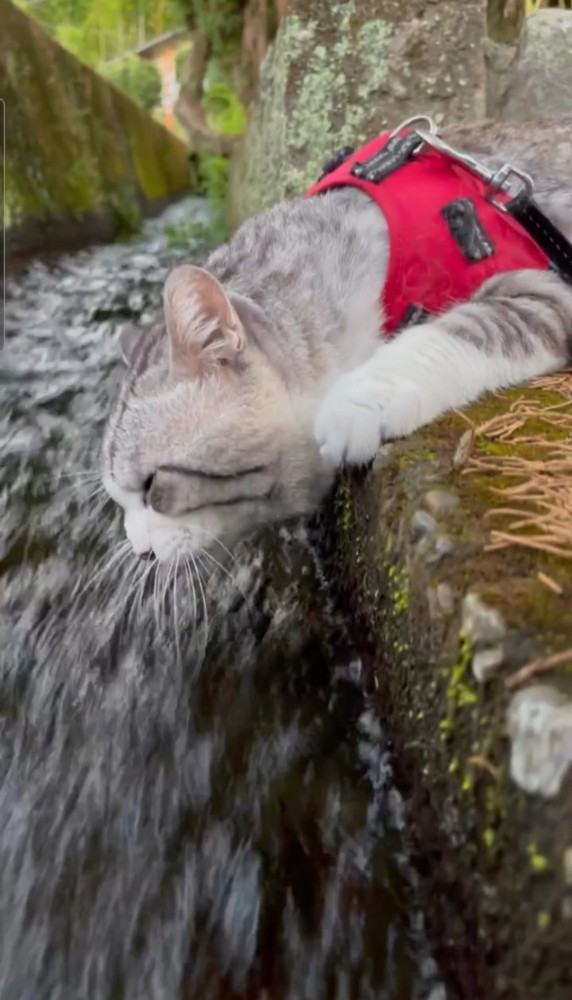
left=315, top=269, right=572, bottom=467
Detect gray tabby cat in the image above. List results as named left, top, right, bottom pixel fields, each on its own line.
left=103, top=116, right=572, bottom=562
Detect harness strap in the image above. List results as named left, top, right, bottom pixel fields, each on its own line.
left=318, top=134, right=572, bottom=287
left=507, top=193, right=572, bottom=284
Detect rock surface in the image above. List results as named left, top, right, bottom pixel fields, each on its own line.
left=493, top=9, right=572, bottom=121
left=325, top=399, right=572, bottom=998
left=229, top=0, right=485, bottom=224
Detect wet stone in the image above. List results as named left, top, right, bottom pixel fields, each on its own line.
left=436, top=582, right=454, bottom=614
left=507, top=685, right=572, bottom=798
left=372, top=443, right=394, bottom=472
left=357, top=709, right=383, bottom=742
left=411, top=509, right=438, bottom=541
left=427, top=534, right=454, bottom=564
left=462, top=592, right=506, bottom=647
left=472, top=646, right=505, bottom=683
left=424, top=489, right=460, bottom=517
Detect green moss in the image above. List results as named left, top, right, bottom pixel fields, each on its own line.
left=326, top=373, right=572, bottom=992
left=483, top=827, right=496, bottom=848
left=403, top=384, right=572, bottom=649
left=440, top=634, right=478, bottom=744
left=386, top=564, right=410, bottom=615
left=527, top=842, right=551, bottom=874
left=229, top=1, right=394, bottom=222
left=335, top=475, right=354, bottom=537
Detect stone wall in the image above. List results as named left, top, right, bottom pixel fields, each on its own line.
left=0, top=0, right=191, bottom=263
left=486, top=8, right=572, bottom=119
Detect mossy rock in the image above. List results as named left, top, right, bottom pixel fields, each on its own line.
left=229, top=0, right=485, bottom=225
left=325, top=382, right=572, bottom=999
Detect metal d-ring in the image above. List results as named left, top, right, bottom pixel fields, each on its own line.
left=389, top=115, right=438, bottom=139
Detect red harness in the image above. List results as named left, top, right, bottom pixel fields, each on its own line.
left=305, top=130, right=551, bottom=335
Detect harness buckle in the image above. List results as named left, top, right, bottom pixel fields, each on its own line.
left=412, top=126, right=535, bottom=207
left=486, top=163, right=535, bottom=210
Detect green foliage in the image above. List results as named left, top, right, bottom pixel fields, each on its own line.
left=175, top=0, right=247, bottom=55
left=56, top=23, right=102, bottom=64
left=18, top=0, right=182, bottom=65
left=196, top=153, right=229, bottom=210
left=203, top=82, right=246, bottom=135
left=164, top=213, right=228, bottom=250
left=103, top=58, right=162, bottom=111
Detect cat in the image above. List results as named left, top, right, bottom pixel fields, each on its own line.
left=103, top=116, right=572, bottom=563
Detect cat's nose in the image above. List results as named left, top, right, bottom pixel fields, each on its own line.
left=138, top=549, right=155, bottom=561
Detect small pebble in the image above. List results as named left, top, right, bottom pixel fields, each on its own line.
left=462, top=593, right=506, bottom=647
left=472, top=647, right=505, bottom=683
left=424, top=489, right=460, bottom=517
left=357, top=710, right=382, bottom=742
left=372, top=443, right=394, bottom=471
left=427, top=535, right=454, bottom=564
left=436, top=583, right=454, bottom=613
left=507, top=685, right=572, bottom=798
left=411, top=509, right=437, bottom=540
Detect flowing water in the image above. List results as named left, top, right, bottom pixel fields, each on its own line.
left=1, top=201, right=444, bottom=1000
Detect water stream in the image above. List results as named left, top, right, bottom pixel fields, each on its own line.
left=1, top=201, right=444, bottom=1000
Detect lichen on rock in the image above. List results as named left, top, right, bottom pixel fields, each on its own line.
left=229, top=0, right=485, bottom=225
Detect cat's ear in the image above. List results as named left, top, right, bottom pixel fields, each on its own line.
left=163, top=265, right=245, bottom=374
left=118, top=324, right=141, bottom=365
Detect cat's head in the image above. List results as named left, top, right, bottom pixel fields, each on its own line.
left=102, top=265, right=333, bottom=562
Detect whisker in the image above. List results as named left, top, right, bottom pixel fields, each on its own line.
left=191, top=551, right=209, bottom=642
left=133, top=556, right=153, bottom=620
left=73, top=540, right=133, bottom=602
left=198, top=547, right=236, bottom=586
left=122, top=561, right=147, bottom=618
left=173, top=552, right=182, bottom=665
left=183, top=555, right=198, bottom=626
left=132, top=557, right=156, bottom=624
left=194, top=526, right=237, bottom=566
left=153, top=560, right=163, bottom=631
left=37, top=470, right=102, bottom=487
left=160, top=555, right=175, bottom=631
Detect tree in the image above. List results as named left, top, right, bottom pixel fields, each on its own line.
left=103, top=57, right=162, bottom=111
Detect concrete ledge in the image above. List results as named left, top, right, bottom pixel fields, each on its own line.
left=326, top=383, right=572, bottom=998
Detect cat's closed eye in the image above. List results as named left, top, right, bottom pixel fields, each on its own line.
left=144, top=465, right=273, bottom=517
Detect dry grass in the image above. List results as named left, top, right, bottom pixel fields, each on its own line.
left=456, top=371, right=572, bottom=561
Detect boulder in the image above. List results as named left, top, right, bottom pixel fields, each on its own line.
left=494, top=9, right=572, bottom=121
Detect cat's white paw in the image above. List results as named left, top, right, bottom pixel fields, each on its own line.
left=314, top=367, right=422, bottom=467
